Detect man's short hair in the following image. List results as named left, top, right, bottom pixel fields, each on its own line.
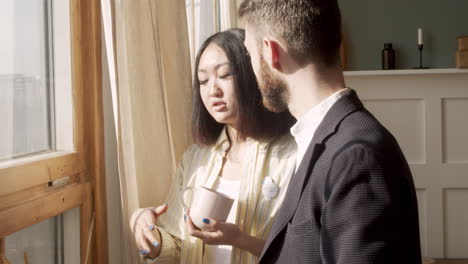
left=239, top=0, right=342, bottom=67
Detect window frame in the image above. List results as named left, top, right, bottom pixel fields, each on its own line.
left=0, top=0, right=107, bottom=263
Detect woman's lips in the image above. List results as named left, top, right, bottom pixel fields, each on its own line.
left=212, top=101, right=227, bottom=111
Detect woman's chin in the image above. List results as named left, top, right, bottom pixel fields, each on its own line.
left=213, top=118, right=228, bottom=125
left=212, top=115, right=235, bottom=126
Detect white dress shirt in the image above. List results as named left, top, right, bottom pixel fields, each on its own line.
left=291, top=88, right=350, bottom=171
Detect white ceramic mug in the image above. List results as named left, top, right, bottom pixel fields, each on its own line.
left=180, top=186, right=234, bottom=230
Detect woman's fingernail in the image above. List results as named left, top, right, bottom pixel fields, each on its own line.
left=184, top=214, right=187, bottom=222
left=140, top=249, right=147, bottom=255
left=153, top=241, right=159, bottom=248
left=203, top=218, right=210, bottom=224
left=149, top=225, right=155, bottom=231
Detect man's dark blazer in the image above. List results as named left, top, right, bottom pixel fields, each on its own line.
left=259, top=90, right=422, bottom=264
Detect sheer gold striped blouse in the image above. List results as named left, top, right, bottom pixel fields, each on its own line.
left=146, top=129, right=296, bottom=264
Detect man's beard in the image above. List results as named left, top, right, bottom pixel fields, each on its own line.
left=257, top=55, right=290, bottom=112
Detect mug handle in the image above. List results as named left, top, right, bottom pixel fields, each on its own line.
left=180, top=186, right=195, bottom=209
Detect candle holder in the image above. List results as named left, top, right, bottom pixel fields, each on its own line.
left=414, top=44, right=429, bottom=69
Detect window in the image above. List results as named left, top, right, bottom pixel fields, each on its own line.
left=0, top=0, right=73, bottom=166
left=4, top=208, right=80, bottom=264
left=0, top=0, right=55, bottom=161
left=0, top=0, right=105, bottom=262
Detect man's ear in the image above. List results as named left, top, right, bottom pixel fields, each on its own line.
left=263, top=39, right=282, bottom=71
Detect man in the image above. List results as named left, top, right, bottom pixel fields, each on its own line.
left=239, top=1, right=422, bottom=263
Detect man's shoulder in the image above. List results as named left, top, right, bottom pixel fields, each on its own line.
left=340, top=107, right=394, bottom=140
left=317, top=108, right=411, bottom=187
left=327, top=107, right=401, bottom=158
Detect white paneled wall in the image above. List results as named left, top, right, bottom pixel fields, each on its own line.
left=443, top=98, right=468, bottom=164
left=345, top=70, right=468, bottom=258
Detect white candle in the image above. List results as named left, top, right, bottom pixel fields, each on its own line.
left=418, top=28, right=423, bottom=45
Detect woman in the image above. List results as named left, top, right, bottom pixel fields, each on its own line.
left=130, top=28, right=296, bottom=264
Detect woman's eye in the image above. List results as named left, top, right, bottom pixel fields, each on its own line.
left=219, top=73, right=231, bottom=79
left=199, top=79, right=208, bottom=85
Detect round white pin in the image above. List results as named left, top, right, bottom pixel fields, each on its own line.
left=262, top=177, right=279, bottom=199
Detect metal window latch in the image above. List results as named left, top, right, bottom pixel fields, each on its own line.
left=47, top=176, right=70, bottom=189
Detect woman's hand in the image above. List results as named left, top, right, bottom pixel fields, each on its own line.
left=185, top=212, right=242, bottom=246
left=184, top=209, right=266, bottom=256
left=130, top=204, right=168, bottom=259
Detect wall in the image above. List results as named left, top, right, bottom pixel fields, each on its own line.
left=339, top=0, right=468, bottom=70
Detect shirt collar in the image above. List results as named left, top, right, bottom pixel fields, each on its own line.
left=290, top=88, right=351, bottom=144
left=212, top=126, right=269, bottom=157
left=213, top=126, right=231, bottom=157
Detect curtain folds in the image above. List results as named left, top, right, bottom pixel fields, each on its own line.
left=101, top=0, right=192, bottom=262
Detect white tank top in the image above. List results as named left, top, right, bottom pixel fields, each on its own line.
left=203, top=177, right=240, bottom=264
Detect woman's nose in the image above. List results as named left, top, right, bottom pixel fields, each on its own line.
left=208, top=80, right=222, bottom=97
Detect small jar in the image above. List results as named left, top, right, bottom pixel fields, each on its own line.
left=382, top=43, right=395, bottom=70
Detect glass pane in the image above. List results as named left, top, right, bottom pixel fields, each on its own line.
left=185, top=0, right=217, bottom=62
left=0, top=0, right=55, bottom=161
left=4, top=208, right=80, bottom=264
left=197, top=0, right=216, bottom=48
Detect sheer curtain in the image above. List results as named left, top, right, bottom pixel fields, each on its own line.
left=101, top=0, right=192, bottom=263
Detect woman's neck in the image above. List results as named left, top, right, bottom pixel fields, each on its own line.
left=226, top=125, right=244, bottom=147
left=225, top=125, right=247, bottom=165
left=219, top=126, right=246, bottom=180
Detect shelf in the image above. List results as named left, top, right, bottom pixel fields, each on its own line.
left=344, top=68, right=468, bottom=76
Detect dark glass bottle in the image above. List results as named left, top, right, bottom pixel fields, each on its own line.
left=382, top=43, right=395, bottom=70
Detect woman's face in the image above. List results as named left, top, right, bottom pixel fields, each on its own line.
left=198, top=43, right=238, bottom=126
